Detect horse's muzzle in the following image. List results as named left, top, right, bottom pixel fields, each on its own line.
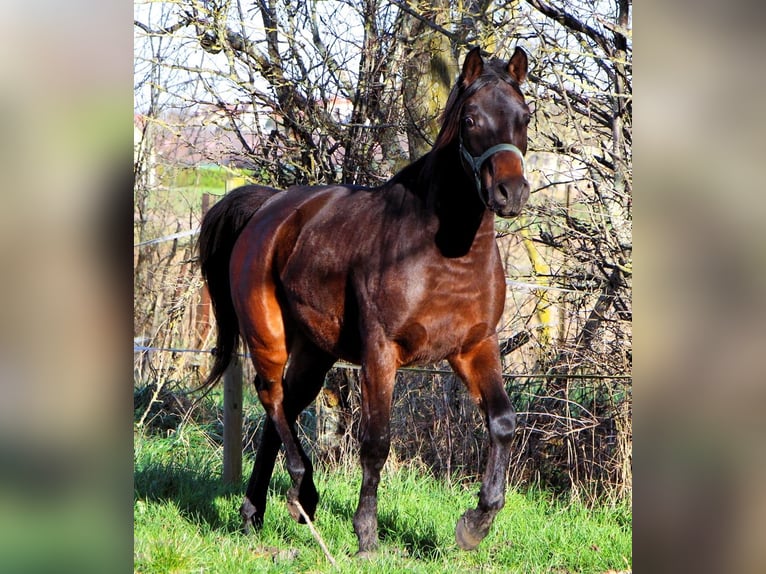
left=487, top=177, right=530, bottom=218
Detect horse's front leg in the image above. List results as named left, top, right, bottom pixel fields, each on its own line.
left=448, top=335, right=516, bottom=550
left=353, top=340, right=397, bottom=555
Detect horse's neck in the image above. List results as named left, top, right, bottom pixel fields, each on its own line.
left=425, top=144, right=494, bottom=258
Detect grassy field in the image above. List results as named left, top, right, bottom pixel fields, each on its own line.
left=134, top=424, right=630, bottom=573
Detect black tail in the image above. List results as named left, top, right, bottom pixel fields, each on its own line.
left=197, top=185, right=281, bottom=390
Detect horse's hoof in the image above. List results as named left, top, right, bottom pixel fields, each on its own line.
left=355, top=550, right=376, bottom=560
left=240, top=497, right=264, bottom=534
left=455, top=509, right=491, bottom=551
left=286, top=489, right=318, bottom=524
left=286, top=498, right=302, bottom=523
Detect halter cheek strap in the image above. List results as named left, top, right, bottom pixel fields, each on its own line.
left=459, top=133, right=526, bottom=202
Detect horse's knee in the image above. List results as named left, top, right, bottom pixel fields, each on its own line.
left=489, top=407, right=516, bottom=445
left=359, top=429, right=391, bottom=469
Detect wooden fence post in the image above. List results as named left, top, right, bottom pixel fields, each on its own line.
left=223, top=356, right=243, bottom=485
left=196, top=193, right=212, bottom=349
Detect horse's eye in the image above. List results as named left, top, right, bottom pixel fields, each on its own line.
left=523, top=113, right=531, bottom=126
left=464, top=116, right=475, bottom=128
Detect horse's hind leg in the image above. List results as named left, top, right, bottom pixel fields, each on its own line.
left=240, top=410, right=279, bottom=532
left=231, top=222, right=334, bottom=530
left=280, top=336, right=335, bottom=522
left=240, top=334, right=335, bottom=530
left=448, top=335, right=516, bottom=550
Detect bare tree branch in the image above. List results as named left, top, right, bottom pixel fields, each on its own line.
left=387, top=0, right=463, bottom=45
left=134, top=18, right=192, bottom=36
left=523, top=0, right=613, bottom=56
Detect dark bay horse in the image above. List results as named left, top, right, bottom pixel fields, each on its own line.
left=198, top=46, right=531, bottom=554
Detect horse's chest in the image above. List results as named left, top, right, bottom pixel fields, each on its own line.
left=378, top=264, right=502, bottom=365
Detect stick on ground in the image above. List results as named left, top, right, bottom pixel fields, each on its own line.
left=292, top=501, right=337, bottom=567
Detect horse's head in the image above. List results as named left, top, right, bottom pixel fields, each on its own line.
left=452, top=47, right=531, bottom=218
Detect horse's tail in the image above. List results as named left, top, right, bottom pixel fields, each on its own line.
left=197, top=185, right=280, bottom=392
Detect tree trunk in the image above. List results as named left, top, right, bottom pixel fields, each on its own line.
left=400, top=0, right=457, bottom=160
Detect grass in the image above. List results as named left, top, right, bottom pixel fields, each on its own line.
left=134, top=424, right=631, bottom=573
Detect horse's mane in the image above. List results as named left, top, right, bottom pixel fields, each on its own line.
left=432, top=58, right=523, bottom=152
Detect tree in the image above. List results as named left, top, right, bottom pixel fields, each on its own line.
left=521, top=0, right=633, bottom=375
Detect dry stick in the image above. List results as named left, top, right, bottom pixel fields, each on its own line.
left=292, top=501, right=337, bottom=567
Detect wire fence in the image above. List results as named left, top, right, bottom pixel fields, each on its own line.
left=133, top=344, right=631, bottom=380
left=134, top=341, right=632, bottom=501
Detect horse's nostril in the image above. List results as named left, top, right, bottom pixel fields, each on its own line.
left=496, top=184, right=509, bottom=205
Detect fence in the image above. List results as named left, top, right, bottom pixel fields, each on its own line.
left=133, top=341, right=631, bottom=500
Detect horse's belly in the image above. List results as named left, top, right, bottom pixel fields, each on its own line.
left=393, top=316, right=493, bottom=366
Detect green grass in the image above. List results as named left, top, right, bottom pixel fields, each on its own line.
left=135, top=425, right=631, bottom=573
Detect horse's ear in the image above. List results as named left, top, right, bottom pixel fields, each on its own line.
left=507, top=46, right=528, bottom=84
left=461, top=47, right=484, bottom=87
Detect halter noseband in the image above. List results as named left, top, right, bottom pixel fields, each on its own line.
left=459, top=133, right=526, bottom=206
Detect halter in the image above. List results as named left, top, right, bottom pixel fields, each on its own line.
left=459, top=132, right=526, bottom=207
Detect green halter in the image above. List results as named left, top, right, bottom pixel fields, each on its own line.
left=459, top=133, right=526, bottom=205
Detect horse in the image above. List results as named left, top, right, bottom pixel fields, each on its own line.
left=198, top=46, right=531, bottom=554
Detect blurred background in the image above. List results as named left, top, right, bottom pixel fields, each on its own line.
left=634, top=1, right=766, bottom=572
left=0, top=2, right=132, bottom=572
